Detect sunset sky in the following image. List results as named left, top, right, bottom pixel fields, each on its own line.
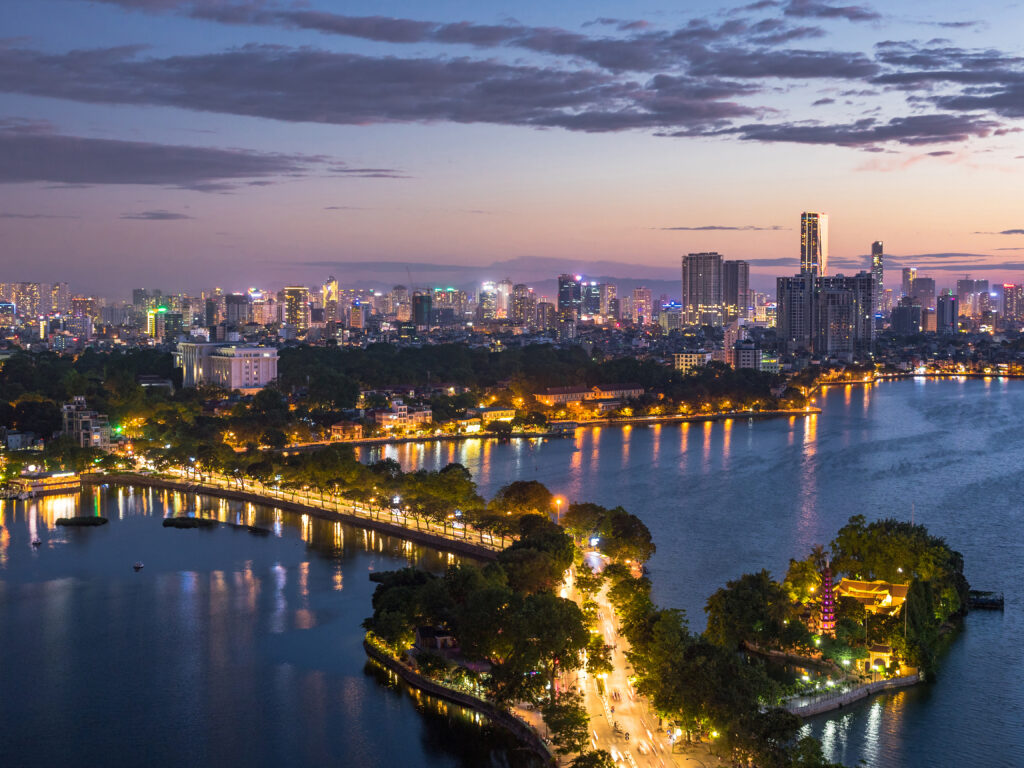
left=3, top=0, right=1024, bottom=297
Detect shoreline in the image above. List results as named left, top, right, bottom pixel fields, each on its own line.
left=81, top=472, right=501, bottom=562
left=363, top=636, right=555, bottom=767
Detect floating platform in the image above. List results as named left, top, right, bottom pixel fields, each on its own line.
left=968, top=590, right=1004, bottom=610
left=56, top=516, right=109, bottom=527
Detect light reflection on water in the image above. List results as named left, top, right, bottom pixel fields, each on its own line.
left=0, top=487, right=528, bottom=768
left=360, top=379, right=1024, bottom=768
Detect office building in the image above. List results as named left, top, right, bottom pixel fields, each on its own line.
left=283, top=287, right=310, bottom=332
left=681, top=252, right=724, bottom=326
left=890, top=298, right=922, bottom=334
left=800, top=212, right=829, bottom=276
left=599, top=284, right=617, bottom=318
left=224, top=293, right=252, bottom=327
left=871, top=241, right=884, bottom=315
left=722, top=260, right=750, bottom=320
left=412, top=292, right=432, bottom=326
left=582, top=282, right=602, bottom=316
left=477, top=282, right=497, bottom=320
left=901, top=267, right=917, bottom=298
left=776, top=273, right=815, bottom=354
left=936, top=294, right=958, bottom=333
left=557, top=274, right=582, bottom=319
left=537, top=302, right=557, bottom=331
left=911, top=277, right=936, bottom=310
left=511, top=284, right=535, bottom=325
left=322, top=277, right=339, bottom=324
left=632, top=287, right=653, bottom=325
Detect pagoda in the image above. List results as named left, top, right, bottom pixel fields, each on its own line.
left=819, top=560, right=836, bottom=637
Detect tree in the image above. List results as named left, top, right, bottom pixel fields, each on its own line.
left=570, top=750, right=615, bottom=768
left=489, top=480, right=553, bottom=518
left=541, top=690, right=590, bottom=755
left=585, top=634, right=613, bottom=677
left=704, top=570, right=794, bottom=650
left=599, top=507, right=655, bottom=564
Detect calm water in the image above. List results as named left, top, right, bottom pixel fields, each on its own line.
left=360, top=379, right=1024, bottom=768
left=0, top=489, right=531, bottom=768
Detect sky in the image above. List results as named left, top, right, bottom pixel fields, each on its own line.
left=3, top=0, right=1024, bottom=298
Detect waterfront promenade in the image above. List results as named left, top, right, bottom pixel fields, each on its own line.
left=82, top=471, right=510, bottom=560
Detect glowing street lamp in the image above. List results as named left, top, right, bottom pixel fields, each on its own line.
left=554, top=497, right=563, bottom=524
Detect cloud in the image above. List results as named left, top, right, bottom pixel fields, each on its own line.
left=974, top=229, right=1024, bottom=235
left=120, top=209, right=192, bottom=220
left=323, top=205, right=364, bottom=210
left=926, top=150, right=954, bottom=156
left=812, top=97, right=836, bottom=106
left=0, top=44, right=758, bottom=135
left=659, top=224, right=787, bottom=230
left=783, top=0, right=880, bottom=22
left=732, top=113, right=1003, bottom=146
left=0, top=212, right=80, bottom=219
left=0, top=120, right=368, bottom=188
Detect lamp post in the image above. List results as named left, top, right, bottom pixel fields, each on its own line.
left=554, top=497, right=562, bottom=524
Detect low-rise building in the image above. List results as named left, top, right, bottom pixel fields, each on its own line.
left=374, top=399, right=432, bottom=430
left=534, top=385, right=591, bottom=407
left=330, top=421, right=364, bottom=441
left=61, top=396, right=111, bottom=450
left=477, top=406, right=516, bottom=422
left=834, top=578, right=909, bottom=617
left=673, top=351, right=711, bottom=374
left=176, top=342, right=278, bottom=393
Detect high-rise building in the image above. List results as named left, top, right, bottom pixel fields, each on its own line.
left=478, top=282, right=497, bottom=320
left=936, top=294, right=958, bottom=333
left=722, top=260, right=750, bottom=320
left=891, top=297, right=922, bottom=334
left=224, top=293, right=252, bottom=327
left=582, top=282, right=602, bottom=316
left=283, top=286, right=310, bottom=332
left=71, top=296, right=97, bottom=320
left=776, top=273, right=815, bottom=354
left=816, top=272, right=874, bottom=358
left=412, top=292, right=432, bottom=326
left=911, top=276, right=936, bottom=310
left=632, top=287, right=652, bottom=325
left=599, top=284, right=617, bottom=318
left=50, top=282, right=71, bottom=315
left=496, top=278, right=513, bottom=319
left=322, top=277, right=339, bottom=324
left=557, top=274, right=582, bottom=318
left=800, top=212, right=829, bottom=276
left=681, top=252, right=723, bottom=326
left=871, top=241, right=884, bottom=315
left=901, top=267, right=917, bottom=298
left=1003, top=284, right=1023, bottom=322
left=537, top=301, right=557, bottom=331
left=511, top=284, right=533, bottom=325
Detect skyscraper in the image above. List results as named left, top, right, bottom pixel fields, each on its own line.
left=412, top=292, right=432, bottom=326
left=800, top=212, right=829, bottom=276
left=283, top=286, right=310, bottom=332
left=322, top=276, right=339, bottom=324
left=871, top=241, right=884, bottom=315
left=681, top=252, right=723, bottom=326
left=911, top=276, right=935, bottom=310
left=722, top=260, right=750, bottom=320
left=776, top=273, right=815, bottom=354
left=901, top=267, right=917, bottom=298
left=511, top=284, right=534, bottom=325
left=557, top=274, right=582, bottom=318
left=581, top=282, right=602, bottom=316
left=936, top=294, right=958, bottom=333
left=632, top=287, right=652, bottom=325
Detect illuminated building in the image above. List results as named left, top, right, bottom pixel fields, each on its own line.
left=496, top=278, right=513, bottom=319
left=581, top=281, right=602, bottom=316
left=631, top=286, right=652, bottom=325
left=819, top=562, right=836, bottom=637
left=800, top=212, right=829, bottom=277
left=722, top=260, right=749, bottom=320
left=599, top=283, right=617, bottom=318
left=536, top=301, right=556, bottom=331
left=681, top=252, right=723, bottom=326
left=412, top=292, right=432, bottom=327
left=145, top=307, right=167, bottom=338
left=776, top=273, right=815, bottom=354
left=224, top=293, right=252, bottom=327
left=478, top=282, right=497, bottom=320
left=673, top=351, right=711, bottom=373
left=510, top=283, right=534, bottom=325
left=283, top=286, right=310, bottom=332
left=557, top=274, right=582, bottom=319
left=322, top=276, right=339, bottom=324
left=911, top=276, right=936, bottom=311
left=890, top=297, right=922, bottom=334
left=61, top=396, right=111, bottom=450
left=71, top=296, right=96, bottom=320
left=50, top=282, right=70, bottom=315
left=871, top=241, right=884, bottom=315
left=901, top=267, right=917, bottom=298
left=0, top=302, right=15, bottom=327
left=175, top=342, right=279, bottom=392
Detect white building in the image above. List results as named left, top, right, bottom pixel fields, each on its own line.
left=176, top=342, right=278, bottom=393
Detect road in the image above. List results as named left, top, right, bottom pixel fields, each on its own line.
left=565, top=564, right=723, bottom=768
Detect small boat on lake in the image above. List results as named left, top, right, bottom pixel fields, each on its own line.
left=133, top=562, right=144, bottom=571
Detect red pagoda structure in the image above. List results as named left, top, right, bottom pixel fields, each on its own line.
left=819, top=560, right=836, bottom=637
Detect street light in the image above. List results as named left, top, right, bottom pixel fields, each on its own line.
left=554, top=497, right=562, bottom=524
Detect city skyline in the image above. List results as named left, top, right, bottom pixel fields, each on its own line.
left=5, top=1, right=1024, bottom=293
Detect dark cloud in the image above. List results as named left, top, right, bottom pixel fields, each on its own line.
left=812, top=97, right=836, bottom=106
left=732, top=113, right=1003, bottom=146
left=974, top=229, right=1024, bottom=235
left=926, top=150, right=954, bottom=156
left=327, top=166, right=410, bottom=179
left=784, top=0, right=880, bottom=22
left=659, top=224, right=787, bottom=230
left=0, top=120, right=327, bottom=188
left=120, top=209, right=193, bottom=220
left=324, top=205, right=364, bottom=210
left=0, top=45, right=756, bottom=134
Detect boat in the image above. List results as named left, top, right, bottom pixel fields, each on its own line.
left=133, top=562, right=144, bottom=571
left=31, top=539, right=41, bottom=547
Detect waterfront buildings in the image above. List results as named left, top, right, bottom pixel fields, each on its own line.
left=936, top=294, right=959, bottom=333
left=283, top=286, right=310, bottom=332
left=722, top=260, right=750, bottom=321
left=871, top=242, right=884, bottom=315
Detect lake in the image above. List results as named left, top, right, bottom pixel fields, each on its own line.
left=359, top=378, right=1023, bottom=768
